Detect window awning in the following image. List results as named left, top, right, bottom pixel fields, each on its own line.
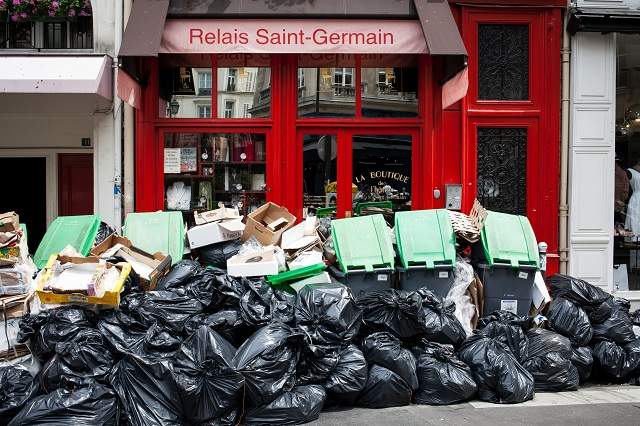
left=568, top=7, right=640, bottom=34
left=0, top=55, right=112, bottom=100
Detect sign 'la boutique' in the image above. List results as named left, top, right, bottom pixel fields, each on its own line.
left=160, top=20, right=428, bottom=54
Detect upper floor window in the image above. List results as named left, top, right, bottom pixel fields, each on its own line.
left=226, top=69, right=237, bottom=92
left=197, top=71, right=212, bottom=96
left=0, top=17, right=93, bottom=50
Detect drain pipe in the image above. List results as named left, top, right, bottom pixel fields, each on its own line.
left=123, top=0, right=134, bottom=216
left=559, top=12, right=571, bottom=274
left=112, top=0, right=124, bottom=230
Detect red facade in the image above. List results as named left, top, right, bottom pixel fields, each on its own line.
left=135, top=2, right=563, bottom=273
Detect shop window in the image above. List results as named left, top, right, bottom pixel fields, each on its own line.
left=159, top=54, right=212, bottom=118
left=44, top=22, right=67, bottom=49
left=476, top=127, right=527, bottom=215
left=164, top=132, right=266, bottom=216
left=197, top=105, right=211, bottom=118
left=352, top=134, right=412, bottom=212
left=303, top=134, right=338, bottom=214
left=614, top=33, right=640, bottom=292
left=478, top=24, right=529, bottom=101
left=361, top=57, right=418, bottom=118
left=217, top=66, right=271, bottom=118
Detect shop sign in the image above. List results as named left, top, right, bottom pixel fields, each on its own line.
left=160, top=19, right=427, bottom=54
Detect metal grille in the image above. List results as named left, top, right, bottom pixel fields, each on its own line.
left=478, top=24, right=529, bottom=101
left=70, top=17, right=93, bottom=49
left=44, top=22, right=67, bottom=49
left=477, top=127, right=527, bottom=215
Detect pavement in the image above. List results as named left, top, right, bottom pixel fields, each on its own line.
left=309, top=385, right=640, bottom=426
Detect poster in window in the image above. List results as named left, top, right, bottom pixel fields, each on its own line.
left=181, top=147, right=198, bottom=172
left=164, top=148, right=181, bottom=174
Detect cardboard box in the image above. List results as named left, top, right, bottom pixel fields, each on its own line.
left=187, top=219, right=245, bottom=249
left=0, top=292, right=34, bottom=320
left=0, top=212, right=19, bottom=233
left=91, top=234, right=171, bottom=291
left=227, top=248, right=279, bottom=277
left=242, top=202, right=296, bottom=246
left=194, top=206, right=241, bottom=225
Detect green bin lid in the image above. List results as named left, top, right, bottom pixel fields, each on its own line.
left=124, top=211, right=185, bottom=265
left=34, top=215, right=100, bottom=269
left=331, top=214, right=394, bottom=272
left=267, top=263, right=326, bottom=286
left=394, top=209, right=456, bottom=269
left=480, top=211, right=539, bottom=268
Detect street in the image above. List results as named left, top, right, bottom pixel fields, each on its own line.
left=311, top=385, right=640, bottom=426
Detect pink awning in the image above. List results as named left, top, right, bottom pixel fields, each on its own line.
left=117, top=68, right=142, bottom=109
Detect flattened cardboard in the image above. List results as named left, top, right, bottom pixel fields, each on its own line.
left=90, top=233, right=170, bottom=291
left=194, top=206, right=241, bottom=225
left=187, top=219, right=245, bottom=249
left=0, top=212, right=19, bottom=233
left=242, top=202, right=296, bottom=246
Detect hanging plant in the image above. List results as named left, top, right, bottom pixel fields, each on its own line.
left=0, top=0, right=92, bottom=22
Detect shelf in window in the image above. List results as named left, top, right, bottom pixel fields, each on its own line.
left=214, top=161, right=266, bottom=165
left=164, top=174, right=214, bottom=179
left=215, top=190, right=266, bottom=194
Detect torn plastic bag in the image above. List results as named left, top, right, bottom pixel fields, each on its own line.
left=356, top=364, right=412, bottom=408
left=591, top=299, right=636, bottom=345
left=358, top=290, right=425, bottom=339
left=324, top=344, right=368, bottom=405
left=8, top=380, right=117, bottom=426
left=0, top=366, right=38, bottom=424
left=546, top=274, right=614, bottom=323
left=592, top=338, right=640, bottom=381
left=477, top=311, right=529, bottom=363
left=184, top=309, right=250, bottom=347
left=110, top=354, right=185, bottom=426
left=362, top=332, right=418, bottom=391
left=40, top=328, right=114, bottom=392
left=447, top=260, right=478, bottom=337
left=295, top=283, right=362, bottom=346
left=522, top=329, right=579, bottom=392
left=296, top=345, right=340, bottom=386
left=244, top=385, right=326, bottom=426
left=571, top=346, right=593, bottom=383
left=134, top=291, right=203, bottom=332
left=546, top=298, right=593, bottom=347
left=156, top=260, right=201, bottom=291
left=413, top=342, right=477, bottom=405
left=417, top=289, right=466, bottom=348
left=233, top=322, right=304, bottom=407
left=173, top=326, right=244, bottom=424
left=17, top=307, right=97, bottom=360
left=240, top=279, right=274, bottom=327
left=457, top=334, right=535, bottom=404
left=196, top=239, right=243, bottom=269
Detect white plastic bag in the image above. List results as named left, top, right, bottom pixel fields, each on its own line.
left=446, top=260, right=477, bottom=337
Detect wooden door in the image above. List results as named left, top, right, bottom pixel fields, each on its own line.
left=58, top=153, right=93, bottom=216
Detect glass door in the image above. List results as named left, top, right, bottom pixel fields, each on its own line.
left=298, top=131, right=339, bottom=218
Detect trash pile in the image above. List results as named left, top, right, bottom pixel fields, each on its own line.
left=2, top=202, right=640, bottom=425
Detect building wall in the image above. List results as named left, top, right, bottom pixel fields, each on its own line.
left=576, top=0, right=640, bottom=9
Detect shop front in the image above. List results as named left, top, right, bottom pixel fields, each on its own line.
left=121, top=0, right=564, bottom=273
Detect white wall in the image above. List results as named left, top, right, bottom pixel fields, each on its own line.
left=569, top=32, right=616, bottom=293
left=576, top=0, right=640, bottom=9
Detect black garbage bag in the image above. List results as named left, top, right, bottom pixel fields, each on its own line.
left=324, top=344, right=368, bottom=405
left=17, top=307, right=97, bottom=360
left=156, top=260, right=201, bottom=291
left=196, top=239, right=243, bottom=269
left=571, top=346, right=594, bottom=383
left=295, top=283, right=362, bottom=346
left=184, top=309, right=251, bottom=347
left=271, top=289, right=296, bottom=324
left=477, top=311, right=529, bottom=363
left=592, top=338, right=640, bottom=381
left=40, top=328, right=114, bottom=392
left=591, top=298, right=636, bottom=345
left=110, top=354, right=185, bottom=425
left=413, top=342, right=477, bottom=405
left=8, top=380, right=117, bottom=426
left=240, top=279, right=274, bottom=327
left=233, top=322, right=304, bottom=407
left=296, top=345, right=340, bottom=386
left=631, top=309, right=640, bottom=326
left=358, top=290, right=425, bottom=339
left=547, top=298, right=593, bottom=347
left=173, top=326, right=244, bottom=424
left=362, top=332, right=418, bottom=391
left=244, top=385, right=326, bottom=426
left=522, top=329, right=579, bottom=392
left=205, top=269, right=247, bottom=309
left=417, top=289, right=466, bottom=347
left=356, top=364, right=412, bottom=408
left=134, top=291, right=203, bottom=332
left=94, top=221, right=115, bottom=246
left=457, top=334, right=535, bottom=404
left=546, top=274, right=615, bottom=323
left=0, top=366, right=38, bottom=425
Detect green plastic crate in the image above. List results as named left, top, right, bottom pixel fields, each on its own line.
left=395, top=209, right=456, bottom=269
left=267, top=263, right=326, bottom=286
left=124, top=211, right=185, bottom=265
left=34, top=215, right=100, bottom=269
left=480, top=211, right=539, bottom=268
left=331, top=214, right=394, bottom=273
